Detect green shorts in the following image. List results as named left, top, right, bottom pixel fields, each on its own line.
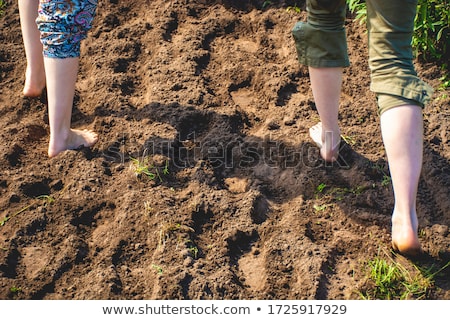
left=292, top=0, right=433, bottom=114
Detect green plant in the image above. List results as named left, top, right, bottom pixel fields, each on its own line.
left=439, top=74, right=450, bottom=90
left=347, top=0, right=450, bottom=62
left=316, top=183, right=327, bottom=193
left=151, top=264, right=163, bottom=274
left=186, top=241, right=199, bottom=259
left=314, top=182, right=327, bottom=201
left=1, top=204, right=31, bottom=226
left=359, top=249, right=450, bottom=299
left=36, top=195, right=55, bottom=206
left=341, top=134, right=356, bottom=146
left=372, top=163, right=392, bottom=187
left=315, top=182, right=368, bottom=202
left=346, top=0, right=367, bottom=25
left=330, top=186, right=363, bottom=200
left=129, top=156, right=169, bottom=183
left=143, top=201, right=154, bottom=218
left=130, top=156, right=158, bottom=179
left=367, top=257, right=411, bottom=299
left=286, top=4, right=301, bottom=14
left=0, top=0, right=6, bottom=16
left=10, top=286, right=21, bottom=293
left=10, top=286, right=22, bottom=295
left=313, top=203, right=332, bottom=212
left=162, top=159, right=170, bottom=175
left=158, top=221, right=194, bottom=247
left=413, top=0, right=450, bottom=61
left=262, top=1, right=273, bottom=9
left=380, top=175, right=391, bottom=187
left=1, top=194, right=54, bottom=227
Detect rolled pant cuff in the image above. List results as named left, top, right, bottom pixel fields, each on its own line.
left=292, top=21, right=350, bottom=68
left=371, top=75, right=434, bottom=114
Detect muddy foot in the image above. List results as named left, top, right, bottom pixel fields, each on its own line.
left=48, top=128, right=98, bottom=158
left=309, top=122, right=340, bottom=162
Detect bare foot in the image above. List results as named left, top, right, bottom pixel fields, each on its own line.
left=309, top=122, right=340, bottom=162
left=48, top=128, right=98, bottom=158
left=391, top=210, right=422, bottom=256
left=23, top=66, right=46, bottom=97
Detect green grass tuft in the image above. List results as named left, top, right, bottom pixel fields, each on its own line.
left=358, top=249, right=450, bottom=299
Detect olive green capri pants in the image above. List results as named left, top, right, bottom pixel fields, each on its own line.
left=292, top=0, right=433, bottom=114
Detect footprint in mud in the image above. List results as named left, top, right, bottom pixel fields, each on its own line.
left=276, top=82, right=297, bottom=107
left=229, top=77, right=254, bottom=108
left=4, top=124, right=46, bottom=166
left=224, top=177, right=249, bottom=193
left=193, top=51, right=210, bottom=76
left=238, top=247, right=267, bottom=292
left=24, top=124, right=47, bottom=143
left=177, top=111, right=211, bottom=141
left=20, top=180, right=51, bottom=198
left=162, top=11, right=179, bottom=41
left=70, top=202, right=108, bottom=227
left=29, top=236, right=90, bottom=299
left=22, top=246, right=51, bottom=280
left=226, top=229, right=258, bottom=265
left=6, top=144, right=25, bottom=167
left=243, top=189, right=270, bottom=224
left=0, top=248, right=20, bottom=278
left=230, top=88, right=255, bottom=108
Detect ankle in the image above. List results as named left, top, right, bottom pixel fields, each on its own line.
left=322, top=126, right=340, bottom=151
left=23, top=64, right=46, bottom=96
left=50, top=127, right=71, bottom=144
left=392, top=205, right=418, bottom=225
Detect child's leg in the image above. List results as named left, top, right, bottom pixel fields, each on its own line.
left=44, top=57, right=98, bottom=158
left=308, top=67, right=342, bottom=162
left=366, top=0, right=432, bottom=255
left=292, top=1, right=348, bottom=162
left=380, top=105, right=423, bottom=255
left=19, top=0, right=45, bottom=97
left=36, top=0, right=99, bottom=157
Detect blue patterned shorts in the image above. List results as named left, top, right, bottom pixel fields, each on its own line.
left=36, top=0, right=98, bottom=58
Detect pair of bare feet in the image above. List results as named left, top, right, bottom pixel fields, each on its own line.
left=23, top=68, right=99, bottom=158
left=309, top=122, right=422, bottom=257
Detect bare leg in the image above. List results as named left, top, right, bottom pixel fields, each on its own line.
left=45, top=57, right=98, bottom=157
left=19, top=0, right=46, bottom=97
left=308, top=67, right=342, bottom=162
left=380, top=105, right=423, bottom=255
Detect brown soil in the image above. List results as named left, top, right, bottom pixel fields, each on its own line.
left=0, top=0, right=449, bottom=300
